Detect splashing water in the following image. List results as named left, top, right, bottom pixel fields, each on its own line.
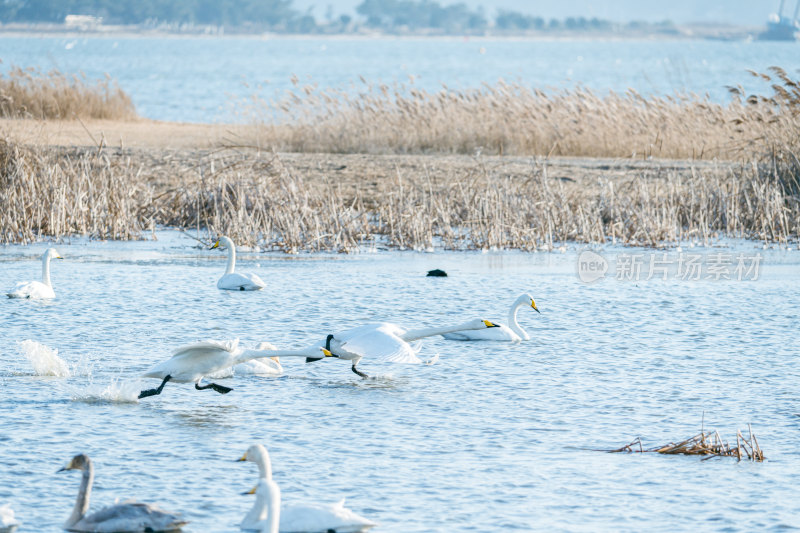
left=68, top=376, right=142, bottom=404
left=19, top=340, right=70, bottom=377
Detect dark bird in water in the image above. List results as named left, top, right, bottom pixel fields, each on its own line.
left=427, top=269, right=447, bottom=277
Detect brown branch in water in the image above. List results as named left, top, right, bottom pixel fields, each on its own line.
left=607, top=428, right=765, bottom=462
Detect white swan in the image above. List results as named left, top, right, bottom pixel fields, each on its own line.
left=0, top=504, right=20, bottom=533
left=211, top=236, right=266, bottom=291
left=7, top=248, right=62, bottom=299
left=238, top=444, right=375, bottom=533
left=58, top=454, right=186, bottom=533
left=208, top=342, right=283, bottom=378
left=442, top=294, right=539, bottom=342
left=139, top=339, right=324, bottom=398
left=302, top=318, right=501, bottom=378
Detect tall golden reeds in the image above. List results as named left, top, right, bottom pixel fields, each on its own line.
left=1, top=141, right=796, bottom=249
left=244, top=69, right=799, bottom=163
left=0, top=66, right=136, bottom=120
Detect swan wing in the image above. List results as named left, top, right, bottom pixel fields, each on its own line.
left=217, top=273, right=265, bottom=291
left=7, top=281, right=54, bottom=299
left=171, top=339, right=239, bottom=357
left=143, top=339, right=240, bottom=380
left=340, top=329, right=422, bottom=364
left=281, top=501, right=376, bottom=533
left=75, top=502, right=186, bottom=533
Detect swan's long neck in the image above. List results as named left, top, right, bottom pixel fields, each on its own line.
left=262, top=481, right=281, bottom=533
left=64, top=462, right=93, bottom=529
left=401, top=322, right=481, bottom=342
left=251, top=446, right=273, bottom=479
left=224, top=241, right=236, bottom=275
left=242, top=480, right=280, bottom=533
left=41, top=253, right=52, bottom=287
left=508, top=299, right=529, bottom=341
left=239, top=346, right=319, bottom=362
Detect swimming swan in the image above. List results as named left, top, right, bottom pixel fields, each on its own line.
left=443, top=294, right=539, bottom=341
left=139, top=339, right=324, bottom=398
left=58, top=454, right=187, bottom=533
left=0, top=504, right=20, bottom=533
left=238, top=444, right=375, bottom=533
left=303, top=318, right=501, bottom=378
left=7, top=248, right=62, bottom=299
left=211, top=236, right=266, bottom=291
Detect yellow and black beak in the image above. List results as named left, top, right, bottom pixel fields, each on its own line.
left=236, top=452, right=247, bottom=462
left=483, top=320, right=500, bottom=328
left=56, top=256, right=64, bottom=260
left=241, top=486, right=257, bottom=495
left=321, top=348, right=334, bottom=357
left=210, top=240, right=220, bottom=250
left=531, top=300, right=540, bottom=313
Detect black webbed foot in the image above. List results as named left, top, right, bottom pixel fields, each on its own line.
left=138, top=375, right=172, bottom=399
left=195, top=381, right=233, bottom=394
left=351, top=365, right=369, bottom=379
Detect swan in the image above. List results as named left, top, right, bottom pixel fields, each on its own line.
left=208, top=342, right=283, bottom=378
left=302, top=318, right=500, bottom=378
left=211, top=236, right=266, bottom=291
left=7, top=248, right=62, bottom=299
left=238, top=444, right=375, bottom=533
left=442, top=294, right=539, bottom=341
left=58, top=454, right=187, bottom=533
left=139, top=339, right=324, bottom=398
left=0, top=504, right=20, bottom=533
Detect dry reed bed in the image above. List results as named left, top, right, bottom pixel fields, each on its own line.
left=0, top=66, right=136, bottom=120
left=609, top=426, right=764, bottom=462
left=247, top=68, right=800, bottom=166
left=1, top=140, right=797, bottom=249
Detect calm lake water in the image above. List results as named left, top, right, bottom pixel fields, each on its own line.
left=1, top=232, right=798, bottom=531
left=1, top=36, right=799, bottom=122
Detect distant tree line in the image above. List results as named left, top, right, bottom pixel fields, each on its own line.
left=0, top=0, right=677, bottom=35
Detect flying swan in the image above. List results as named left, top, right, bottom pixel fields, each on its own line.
left=443, top=293, right=539, bottom=341
left=302, top=318, right=501, bottom=378
left=238, top=444, right=375, bottom=533
left=139, top=339, right=325, bottom=398
left=58, top=454, right=187, bottom=533
left=208, top=342, right=283, bottom=379
left=211, top=236, right=266, bottom=291
left=7, top=248, right=62, bottom=299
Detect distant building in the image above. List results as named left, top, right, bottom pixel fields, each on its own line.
left=758, top=0, right=799, bottom=41
left=64, top=15, right=103, bottom=30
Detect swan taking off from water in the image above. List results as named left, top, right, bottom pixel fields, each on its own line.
left=58, top=454, right=187, bottom=533
left=7, top=248, right=62, bottom=299
left=443, top=294, right=539, bottom=341
left=211, top=236, right=266, bottom=291
left=208, top=342, right=283, bottom=378
left=238, top=444, right=376, bottom=533
left=0, top=504, right=20, bottom=533
left=139, top=339, right=325, bottom=398
left=305, top=318, right=500, bottom=378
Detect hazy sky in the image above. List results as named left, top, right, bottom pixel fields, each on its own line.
left=295, top=0, right=790, bottom=26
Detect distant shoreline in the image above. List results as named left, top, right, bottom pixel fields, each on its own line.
left=0, top=22, right=762, bottom=42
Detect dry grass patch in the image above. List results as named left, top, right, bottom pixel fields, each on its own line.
left=1, top=141, right=796, bottom=249
left=609, top=426, right=764, bottom=462
left=0, top=66, right=136, bottom=120
left=245, top=68, right=800, bottom=164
